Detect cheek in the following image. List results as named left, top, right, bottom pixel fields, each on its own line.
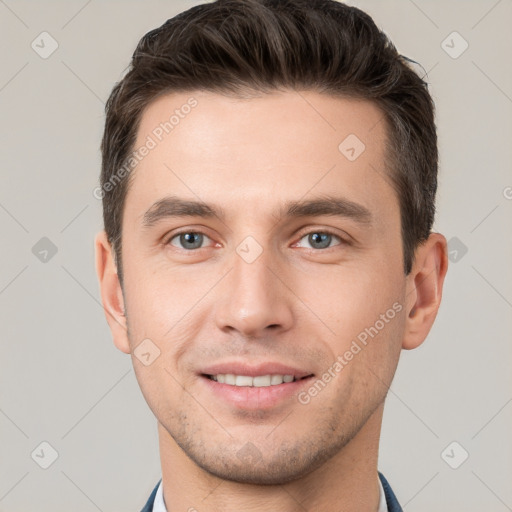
left=131, top=361, right=177, bottom=424
left=122, top=257, right=202, bottom=338
left=299, top=259, right=406, bottom=392
left=298, top=261, right=404, bottom=339
left=321, top=303, right=405, bottom=417
left=124, top=280, right=169, bottom=340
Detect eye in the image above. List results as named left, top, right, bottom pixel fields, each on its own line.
left=294, top=230, right=344, bottom=250
left=167, top=231, right=212, bottom=250
left=165, top=229, right=346, bottom=252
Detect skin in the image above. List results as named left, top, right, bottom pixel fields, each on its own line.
left=95, top=90, right=448, bottom=511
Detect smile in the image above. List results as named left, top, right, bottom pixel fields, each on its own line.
left=205, top=374, right=312, bottom=387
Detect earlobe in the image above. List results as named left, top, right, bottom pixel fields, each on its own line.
left=94, top=230, right=131, bottom=354
left=402, top=233, right=448, bottom=350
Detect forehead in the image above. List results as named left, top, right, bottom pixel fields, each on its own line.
left=135, top=89, right=387, bottom=160
left=124, top=89, right=395, bottom=225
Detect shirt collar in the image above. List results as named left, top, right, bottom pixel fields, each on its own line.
left=152, top=478, right=166, bottom=512
left=378, top=474, right=389, bottom=512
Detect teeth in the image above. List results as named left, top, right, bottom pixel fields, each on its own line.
left=235, top=375, right=253, bottom=386
left=209, top=374, right=296, bottom=387
left=270, top=374, right=283, bottom=385
left=253, top=375, right=271, bottom=387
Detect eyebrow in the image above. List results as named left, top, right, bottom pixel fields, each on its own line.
left=141, top=194, right=372, bottom=229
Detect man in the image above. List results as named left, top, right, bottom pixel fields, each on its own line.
left=95, top=0, right=448, bottom=510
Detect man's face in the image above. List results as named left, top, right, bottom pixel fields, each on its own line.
left=118, top=90, right=407, bottom=484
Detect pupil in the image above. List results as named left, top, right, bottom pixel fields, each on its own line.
left=182, top=232, right=201, bottom=249
left=310, top=233, right=330, bottom=249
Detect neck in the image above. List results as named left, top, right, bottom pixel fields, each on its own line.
left=158, top=403, right=384, bottom=512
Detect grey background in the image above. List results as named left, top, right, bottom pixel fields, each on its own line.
left=0, top=0, right=511, bottom=510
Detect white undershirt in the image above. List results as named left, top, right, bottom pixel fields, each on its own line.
left=152, top=476, right=389, bottom=511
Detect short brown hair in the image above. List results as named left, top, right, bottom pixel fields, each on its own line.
left=100, top=0, right=437, bottom=287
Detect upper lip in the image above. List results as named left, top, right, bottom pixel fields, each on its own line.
left=200, top=361, right=314, bottom=380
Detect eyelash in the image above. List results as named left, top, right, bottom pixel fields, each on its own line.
left=164, top=228, right=348, bottom=251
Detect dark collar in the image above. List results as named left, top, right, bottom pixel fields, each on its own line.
left=378, top=471, right=403, bottom=512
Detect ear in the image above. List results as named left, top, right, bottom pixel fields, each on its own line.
left=402, top=233, right=448, bottom=350
left=94, top=230, right=131, bottom=354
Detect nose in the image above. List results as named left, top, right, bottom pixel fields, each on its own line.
left=214, top=245, right=294, bottom=339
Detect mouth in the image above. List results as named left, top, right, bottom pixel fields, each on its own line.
left=198, top=361, right=316, bottom=409
left=202, top=373, right=314, bottom=387
left=198, top=365, right=316, bottom=410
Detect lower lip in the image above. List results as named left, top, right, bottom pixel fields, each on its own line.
left=200, top=375, right=315, bottom=410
